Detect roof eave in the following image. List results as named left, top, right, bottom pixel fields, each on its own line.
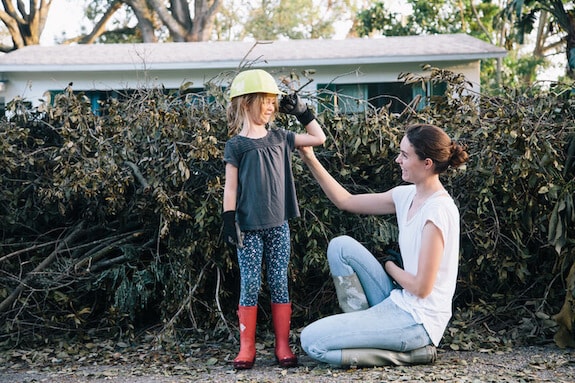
left=0, top=52, right=507, bottom=73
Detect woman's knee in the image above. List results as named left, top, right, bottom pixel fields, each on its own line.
left=327, top=235, right=354, bottom=262
left=327, top=235, right=362, bottom=275
left=327, top=235, right=353, bottom=251
left=301, top=324, right=344, bottom=365
left=300, top=325, right=324, bottom=359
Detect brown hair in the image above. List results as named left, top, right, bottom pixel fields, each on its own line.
left=226, top=93, right=279, bottom=136
left=405, top=124, right=469, bottom=174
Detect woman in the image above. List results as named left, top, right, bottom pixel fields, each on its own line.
left=222, top=69, right=326, bottom=369
left=298, top=123, right=468, bottom=367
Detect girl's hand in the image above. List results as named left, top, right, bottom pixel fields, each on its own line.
left=279, top=93, right=315, bottom=126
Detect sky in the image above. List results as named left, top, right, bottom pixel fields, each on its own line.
left=41, top=0, right=87, bottom=45
left=41, top=0, right=411, bottom=44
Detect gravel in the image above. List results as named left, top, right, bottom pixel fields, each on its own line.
left=1, top=344, right=574, bottom=382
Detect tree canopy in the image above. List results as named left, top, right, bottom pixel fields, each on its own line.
left=355, top=0, right=575, bottom=84
left=239, top=0, right=355, bottom=40
left=0, top=0, right=354, bottom=46
left=499, top=0, right=575, bottom=79
left=0, top=1, right=573, bottom=84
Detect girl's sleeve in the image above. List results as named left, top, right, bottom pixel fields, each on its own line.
left=286, top=130, right=296, bottom=151
left=223, top=140, right=239, bottom=167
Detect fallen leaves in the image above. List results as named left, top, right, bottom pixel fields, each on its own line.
left=0, top=333, right=574, bottom=383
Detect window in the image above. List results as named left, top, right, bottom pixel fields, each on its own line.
left=47, top=89, right=141, bottom=115
left=317, top=80, right=446, bottom=114
left=46, top=87, right=206, bottom=115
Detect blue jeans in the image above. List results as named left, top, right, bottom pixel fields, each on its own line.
left=300, top=235, right=432, bottom=366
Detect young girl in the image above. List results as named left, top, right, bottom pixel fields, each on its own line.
left=222, top=69, right=326, bottom=369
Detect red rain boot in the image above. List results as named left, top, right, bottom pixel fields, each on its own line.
left=271, top=302, right=298, bottom=368
left=233, top=305, right=257, bottom=369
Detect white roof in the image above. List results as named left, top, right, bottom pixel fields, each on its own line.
left=0, top=34, right=505, bottom=73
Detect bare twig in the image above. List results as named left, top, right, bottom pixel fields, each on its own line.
left=159, top=261, right=210, bottom=335
left=89, top=254, right=133, bottom=273
left=214, top=265, right=233, bottom=341
left=0, top=240, right=59, bottom=264
left=0, top=223, right=85, bottom=314
left=124, top=161, right=151, bottom=193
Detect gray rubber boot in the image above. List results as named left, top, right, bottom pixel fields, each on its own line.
left=341, top=345, right=437, bottom=367
left=333, top=273, right=369, bottom=313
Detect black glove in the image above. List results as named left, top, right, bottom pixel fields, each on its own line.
left=381, top=249, right=403, bottom=288
left=381, top=249, right=403, bottom=269
left=279, top=93, right=315, bottom=126
left=222, top=210, right=243, bottom=248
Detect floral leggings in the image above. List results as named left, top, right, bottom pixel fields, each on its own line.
left=237, top=221, right=291, bottom=306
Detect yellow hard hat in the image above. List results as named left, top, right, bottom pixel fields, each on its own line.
left=229, top=69, right=283, bottom=99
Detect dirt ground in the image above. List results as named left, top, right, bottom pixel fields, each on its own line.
left=1, top=343, right=574, bottom=383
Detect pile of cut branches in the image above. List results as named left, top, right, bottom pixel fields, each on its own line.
left=0, top=68, right=574, bottom=351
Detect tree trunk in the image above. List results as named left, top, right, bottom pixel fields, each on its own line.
left=190, top=0, right=221, bottom=41
left=170, top=0, right=193, bottom=42
left=0, top=0, right=52, bottom=51
left=142, top=0, right=221, bottom=42
left=125, top=0, right=159, bottom=43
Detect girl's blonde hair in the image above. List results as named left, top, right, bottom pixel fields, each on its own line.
left=226, top=93, right=279, bottom=136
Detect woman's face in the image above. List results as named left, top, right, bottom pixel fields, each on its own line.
left=395, top=136, right=426, bottom=183
left=249, top=94, right=277, bottom=125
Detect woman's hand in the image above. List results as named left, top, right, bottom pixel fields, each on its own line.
left=297, top=145, right=316, bottom=163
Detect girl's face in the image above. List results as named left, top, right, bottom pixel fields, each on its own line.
left=395, top=136, right=427, bottom=183
left=249, top=94, right=277, bottom=126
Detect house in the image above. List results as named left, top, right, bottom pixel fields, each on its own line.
left=0, top=34, right=505, bottom=114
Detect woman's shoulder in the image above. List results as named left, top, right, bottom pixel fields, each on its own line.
left=394, top=184, right=415, bottom=192
left=224, top=135, right=243, bottom=152
left=225, top=134, right=243, bottom=145
left=391, top=184, right=416, bottom=208
left=392, top=184, right=416, bottom=197
left=425, top=194, right=459, bottom=219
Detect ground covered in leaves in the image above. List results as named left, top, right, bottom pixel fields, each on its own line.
left=0, top=334, right=574, bottom=383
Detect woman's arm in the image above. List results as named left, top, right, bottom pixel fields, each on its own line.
left=294, top=119, right=326, bottom=147
left=298, top=146, right=395, bottom=215
left=386, top=221, right=444, bottom=298
left=223, top=163, right=238, bottom=212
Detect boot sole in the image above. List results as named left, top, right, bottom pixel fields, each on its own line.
left=276, top=355, right=298, bottom=368
left=233, top=358, right=255, bottom=369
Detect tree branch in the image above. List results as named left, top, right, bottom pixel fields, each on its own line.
left=0, top=222, right=85, bottom=314
left=79, top=0, right=123, bottom=44
left=0, top=240, right=60, bottom=264
left=73, top=230, right=145, bottom=273
left=124, top=160, right=151, bottom=193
